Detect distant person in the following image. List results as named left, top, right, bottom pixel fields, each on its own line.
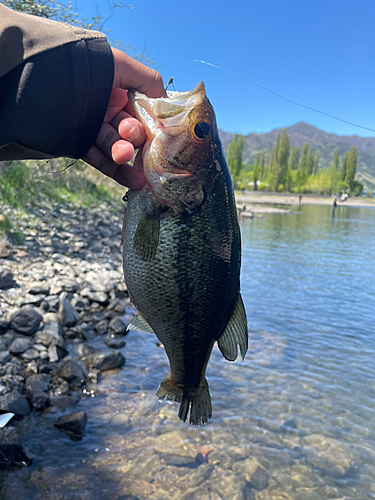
left=298, top=195, right=302, bottom=208
left=332, top=198, right=337, bottom=216
left=0, top=4, right=166, bottom=189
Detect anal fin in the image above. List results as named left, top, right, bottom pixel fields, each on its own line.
left=218, top=294, right=248, bottom=361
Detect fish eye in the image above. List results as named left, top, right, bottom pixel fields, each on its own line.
left=193, top=122, right=210, bottom=140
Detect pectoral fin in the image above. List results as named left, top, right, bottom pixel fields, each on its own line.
left=133, top=207, right=160, bottom=261
left=218, top=294, right=248, bottom=361
left=127, top=313, right=155, bottom=334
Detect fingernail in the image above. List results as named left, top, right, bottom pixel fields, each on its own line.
left=127, top=125, right=140, bottom=141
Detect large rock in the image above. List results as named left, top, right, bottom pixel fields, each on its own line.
left=25, top=373, right=51, bottom=393
left=59, top=278, right=79, bottom=293
left=0, top=390, right=30, bottom=416
left=29, top=283, right=50, bottom=295
left=59, top=360, right=86, bottom=387
left=59, top=298, right=80, bottom=327
left=54, top=411, right=87, bottom=440
left=302, top=434, right=353, bottom=477
left=9, top=337, right=31, bottom=355
left=9, top=307, right=42, bottom=335
left=0, top=444, right=32, bottom=470
left=86, top=351, right=125, bottom=372
left=35, top=321, right=64, bottom=346
left=0, top=268, right=14, bottom=289
left=48, top=343, right=68, bottom=363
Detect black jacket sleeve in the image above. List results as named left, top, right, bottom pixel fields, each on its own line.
left=0, top=6, right=114, bottom=160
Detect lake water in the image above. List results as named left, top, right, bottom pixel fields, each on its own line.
left=2, top=204, right=375, bottom=500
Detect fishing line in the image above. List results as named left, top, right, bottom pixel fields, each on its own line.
left=176, top=59, right=375, bottom=134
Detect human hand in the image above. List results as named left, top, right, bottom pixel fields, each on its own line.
left=83, top=48, right=166, bottom=189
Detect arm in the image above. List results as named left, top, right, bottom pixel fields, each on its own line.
left=0, top=5, right=166, bottom=188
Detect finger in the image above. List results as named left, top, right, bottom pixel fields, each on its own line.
left=96, top=122, right=139, bottom=164
left=84, top=145, right=146, bottom=189
left=111, top=48, right=167, bottom=98
left=117, top=117, right=146, bottom=149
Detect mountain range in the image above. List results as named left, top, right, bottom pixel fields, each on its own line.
left=219, top=122, right=375, bottom=190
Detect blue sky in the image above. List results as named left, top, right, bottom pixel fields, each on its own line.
left=77, top=0, right=375, bottom=137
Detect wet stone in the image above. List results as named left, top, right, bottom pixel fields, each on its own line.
left=0, top=268, right=14, bottom=289
left=48, top=343, right=68, bottom=363
left=109, top=317, right=128, bottom=336
left=25, top=373, right=51, bottom=393
left=302, top=433, right=353, bottom=477
left=94, top=319, right=108, bottom=336
left=77, top=343, right=99, bottom=360
left=105, top=337, right=126, bottom=349
left=79, top=323, right=96, bottom=340
left=0, top=390, right=31, bottom=416
left=250, top=467, right=269, bottom=490
left=0, top=444, right=33, bottom=470
left=50, top=394, right=79, bottom=408
left=9, top=307, right=43, bottom=336
left=59, top=359, right=86, bottom=387
left=29, top=390, right=49, bottom=411
left=49, top=377, right=70, bottom=396
left=86, top=350, right=125, bottom=372
left=54, top=410, right=87, bottom=440
left=0, top=383, right=10, bottom=395
left=59, top=298, right=80, bottom=327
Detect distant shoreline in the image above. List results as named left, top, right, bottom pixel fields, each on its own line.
left=235, top=191, right=375, bottom=209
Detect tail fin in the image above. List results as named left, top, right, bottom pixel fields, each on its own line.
left=156, top=377, right=212, bottom=426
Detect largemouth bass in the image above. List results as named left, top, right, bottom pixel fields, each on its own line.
left=123, top=82, right=248, bottom=426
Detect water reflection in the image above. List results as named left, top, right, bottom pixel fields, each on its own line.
left=2, top=205, right=375, bottom=500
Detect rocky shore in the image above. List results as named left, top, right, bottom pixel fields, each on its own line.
left=0, top=199, right=132, bottom=467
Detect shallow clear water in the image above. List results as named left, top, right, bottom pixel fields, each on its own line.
left=2, top=204, right=375, bottom=500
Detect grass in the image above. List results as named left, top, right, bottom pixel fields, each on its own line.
left=0, top=158, right=125, bottom=241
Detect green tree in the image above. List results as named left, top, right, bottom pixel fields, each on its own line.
left=275, top=129, right=290, bottom=191
left=226, top=134, right=243, bottom=181
left=345, top=146, right=357, bottom=191
left=314, top=150, right=320, bottom=175
left=306, top=147, right=314, bottom=175
left=340, top=151, right=349, bottom=182
left=289, top=146, right=299, bottom=171
left=253, top=153, right=259, bottom=191
left=268, top=131, right=280, bottom=191
left=330, top=148, right=340, bottom=194
left=259, top=151, right=265, bottom=182
left=299, top=143, right=309, bottom=175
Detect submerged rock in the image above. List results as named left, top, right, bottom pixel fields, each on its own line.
left=86, top=351, right=125, bottom=372
left=0, top=444, right=32, bottom=470
left=302, top=433, right=353, bottom=477
left=54, top=410, right=87, bottom=440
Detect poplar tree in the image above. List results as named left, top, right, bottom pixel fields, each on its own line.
left=306, top=147, right=314, bottom=175
left=345, top=146, right=357, bottom=190
left=314, top=151, right=320, bottom=175
left=289, top=146, right=299, bottom=171
left=340, top=151, right=349, bottom=182
left=331, top=148, right=339, bottom=173
left=259, top=151, right=265, bottom=182
left=269, top=131, right=280, bottom=191
left=253, top=153, right=259, bottom=191
left=226, top=134, right=243, bottom=180
left=275, top=129, right=290, bottom=191
left=299, top=143, right=309, bottom=175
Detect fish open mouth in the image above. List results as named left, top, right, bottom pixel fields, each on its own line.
left=128, top=82, right=206, bottom=142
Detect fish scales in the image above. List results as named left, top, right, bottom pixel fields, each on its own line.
left=123, top=82, right=248, bottom=425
